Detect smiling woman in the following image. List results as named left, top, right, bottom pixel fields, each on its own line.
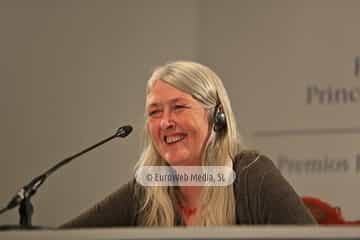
left=138, top=61, right=241, bottom=226
left=60, top=61, right=316, bottom=228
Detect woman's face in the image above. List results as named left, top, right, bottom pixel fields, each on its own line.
left=146, top=80, right=210, bottom=166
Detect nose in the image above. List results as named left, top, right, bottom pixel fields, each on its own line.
left=160, top=110, right=175, bottom=130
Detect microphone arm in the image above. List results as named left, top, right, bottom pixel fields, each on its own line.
left=0, top=125, right=132, bottom=227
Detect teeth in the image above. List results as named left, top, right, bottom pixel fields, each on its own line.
left=165, top=135, right=185, bottom=144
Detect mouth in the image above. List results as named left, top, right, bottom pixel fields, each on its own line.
left=164, top=134, right=186, bottom=145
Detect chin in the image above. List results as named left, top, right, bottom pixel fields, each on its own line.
left=165, top=157, right=188, bottom=166
left=163, top=152, right=190, bottom=166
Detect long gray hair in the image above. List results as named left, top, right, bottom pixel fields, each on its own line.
left=135, top=61, right=242, bottom=226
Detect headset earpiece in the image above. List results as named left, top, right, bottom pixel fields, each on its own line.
left=213, top=104, right=227, bottom=132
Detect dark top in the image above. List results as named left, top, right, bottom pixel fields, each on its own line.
left=60, top=151, right=316, bottom=228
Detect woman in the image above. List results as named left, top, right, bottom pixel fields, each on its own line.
left=61, top=61, right=315, bottom=227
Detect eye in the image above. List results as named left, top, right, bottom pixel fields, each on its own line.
left=148, top=109, right=161, bottom=117
left=175, top=105, right=185, bottom=109
left=174, top=105, right=189, bottom=110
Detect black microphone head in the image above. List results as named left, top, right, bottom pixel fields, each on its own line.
left=116, top=125, right=133, bottom=138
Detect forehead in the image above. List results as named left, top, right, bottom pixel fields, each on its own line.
left=146, top=80, right=194, bottom=106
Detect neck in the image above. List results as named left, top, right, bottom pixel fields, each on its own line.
left=179, top=186, right=202, bottom=208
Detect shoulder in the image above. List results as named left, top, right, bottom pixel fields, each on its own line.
left=104, top=179, right=138, bottom=203
left=60, top=180, right=139, bottom=228
left=233, top=151, right=316, bottom=224
left=233, top=150, right=278, bottom=178
left=233, top=150, right=293, bottom=204
left=233, top=150, right=290, bottom=191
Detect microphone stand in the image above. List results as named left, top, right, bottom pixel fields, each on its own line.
left=0, top=125, right=132, bottom=230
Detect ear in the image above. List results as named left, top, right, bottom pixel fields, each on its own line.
left=213, top=104, right=227, bottom=132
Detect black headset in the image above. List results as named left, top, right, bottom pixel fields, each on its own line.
left=213, top=103, right=227, bottom=132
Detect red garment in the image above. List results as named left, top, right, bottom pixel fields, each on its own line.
left=178, top=203, right=197, bottom=219
left=303, top=196, right=360, bottom=225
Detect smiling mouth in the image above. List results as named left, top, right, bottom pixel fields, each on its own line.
left=164, top=135, right=186, bottom=144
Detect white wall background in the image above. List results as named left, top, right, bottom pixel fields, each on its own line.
left=0, top=0, right=198, bottom=226
left=199, top=0, right=360, bottom=221
left=1, top=0, right=359, bottom=227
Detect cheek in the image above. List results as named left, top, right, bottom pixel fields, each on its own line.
left=189, top=114, right=209, bottom=136
left=148, top=120, right=161, bottom=143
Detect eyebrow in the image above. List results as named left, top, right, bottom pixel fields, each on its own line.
left=146, top=97, right=189, bottom=108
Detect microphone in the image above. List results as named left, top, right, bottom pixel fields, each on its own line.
left=0, top=125, right=132, bottom=228
left=115, top=125, right=133, bottom=137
